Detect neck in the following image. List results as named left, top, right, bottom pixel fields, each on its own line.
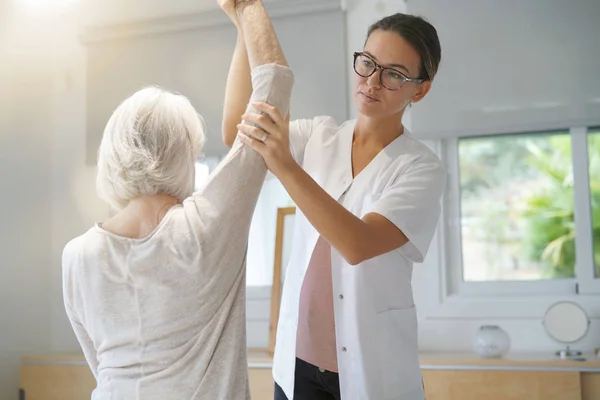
left=102, top=193, right=181, bottom=239
left=354, top=110, right=405, bottom=148
left=123, top=193, right=180, bottom=228
left=127, top=193, right=180, bottom=211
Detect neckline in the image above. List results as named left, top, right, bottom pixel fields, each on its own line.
left=346, top=120, right=408, bottom=180
left=94, top=204, right=182, bottom=242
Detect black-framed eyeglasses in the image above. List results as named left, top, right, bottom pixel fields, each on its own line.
left=353, top=52, right=424, bottom=91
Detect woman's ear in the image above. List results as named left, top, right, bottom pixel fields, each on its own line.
left=410, top=80, right=432, bottom=104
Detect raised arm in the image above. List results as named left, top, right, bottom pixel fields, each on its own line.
left=235, top=1, right=287, bottom=68
left=192, top=0, right=292, bottom=264
left=221, top=8, right=252, bottom=147
left=220, top=1, right=290, bottom=147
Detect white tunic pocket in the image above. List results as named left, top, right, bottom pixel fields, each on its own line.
left=375, top=305, right=424, bottom=400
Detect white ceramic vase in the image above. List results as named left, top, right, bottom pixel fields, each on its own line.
left=473, top=325, right=511, bottom=358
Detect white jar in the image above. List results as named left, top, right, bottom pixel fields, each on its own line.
left=473, top=325, right=511, bottom=358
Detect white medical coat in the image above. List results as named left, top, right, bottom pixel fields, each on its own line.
left=272, top=116, right=446, bottom=400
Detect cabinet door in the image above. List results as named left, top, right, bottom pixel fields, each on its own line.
left=20, top=364, right=275, bottom=400
left=422, top=369, right=581, bottom=400
left=581, top=373, right=600, bottom=400
left=249, top=367, right=274, bottom=400
left=19, top=365, right=95, bottom=400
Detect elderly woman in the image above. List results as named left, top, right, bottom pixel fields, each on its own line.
left=61, top=1, right=291, bottom=399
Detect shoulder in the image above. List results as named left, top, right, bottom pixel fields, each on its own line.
left=62, top=231, right=88, bottom=263
left=62, top=229, right=97, bottom=305
left=314, top=115, right=342, bottom=128
left=294, top=115, right=346, bottom=133
left=386, top=133, right=446, bottom=189
left=315, top=115, right=352, bottom=132
left=401, top=133, right=444, bottom=170
left=303, top=116, right=355, bottom=143
left=62, top=227, right=106, bottom=273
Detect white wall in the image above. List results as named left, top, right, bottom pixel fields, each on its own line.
left=407, top=0, right=600, bottom=137
left=82, top=0, right=288, bottom=26
left=0, top=3, right=99, bottom=399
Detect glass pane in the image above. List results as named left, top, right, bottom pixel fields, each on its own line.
left=589, top=130, right=600, bottom=278
left=194, top=156, right=224, bottom=191
left=459, top=132, right=574, bottom=282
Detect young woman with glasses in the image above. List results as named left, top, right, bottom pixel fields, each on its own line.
left=222, top=8, right=444, bottom=400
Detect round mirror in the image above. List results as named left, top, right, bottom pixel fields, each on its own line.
left=543, top=301, right=590, bottom=357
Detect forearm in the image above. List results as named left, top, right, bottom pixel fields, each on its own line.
left=236, top=1, right=288, bottom=68
left=222, top=31, right=253, bottom=147
left=202, top=65, right=294, bottom=204
left=278, top=163, right=372, bottom=265
left=198, top=1, right=293, bottom=247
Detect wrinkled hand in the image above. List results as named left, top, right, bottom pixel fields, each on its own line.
left=217, top=0, right=238, bottom=26
left=237, top=102, right=296, bottom=177
left=218, top=0, right=259, bottom=26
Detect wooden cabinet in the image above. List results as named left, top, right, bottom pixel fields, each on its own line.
left=419, top=353, right=600, bottom=400
left=20, top=357, right=96, bottom=400
left=19, top=352, right=274, bottom=400
left=19, top=352, right=600, bottom=400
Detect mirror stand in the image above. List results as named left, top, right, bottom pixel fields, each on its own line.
left=556, top=345, right=582, bottom=359
left=543, top=301, right=590, bottom=360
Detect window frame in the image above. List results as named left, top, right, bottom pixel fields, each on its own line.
left=442, top=126, right=600, bottom=300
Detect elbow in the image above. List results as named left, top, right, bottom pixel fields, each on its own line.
left=341, top=234, right=375, bottom=266
left=343, top=247, right=370, bottom=266
left=222, top=124, right=236, bottom=148
left=345, top=256, right=362, bottom=266
left=344, top=238, right=387, bottom=265
left=224, top=137, right=235, bottom=148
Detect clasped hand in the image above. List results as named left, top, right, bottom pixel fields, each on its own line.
left=237, top=102, right=296, bottom=178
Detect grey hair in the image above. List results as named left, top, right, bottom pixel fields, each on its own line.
left=96, top=86, right=206, bottom=210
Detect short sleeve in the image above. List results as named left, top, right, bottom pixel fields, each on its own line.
left=288, top=116, right=332, bottom=166
left=263, top=116, right=332, bottom=180
left=369, top=158, right=446, bottom=263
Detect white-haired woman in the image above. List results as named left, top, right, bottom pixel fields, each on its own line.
left=62, top=1, right=292, bottom=399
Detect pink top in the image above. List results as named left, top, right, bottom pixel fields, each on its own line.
left=295, top=236, right=338, bottom=372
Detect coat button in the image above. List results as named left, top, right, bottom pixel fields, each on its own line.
left=339, top=294, right=344, bottom=299
left=342, top=347, right=347, bottom=352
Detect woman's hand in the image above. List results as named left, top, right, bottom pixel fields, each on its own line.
left=217, top=0, right=239, bottom=27
left=218, top=0, right=261, bottom=26
left=237, top=101, right=296, bottom=178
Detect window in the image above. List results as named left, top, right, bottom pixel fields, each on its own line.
left=445, top=127, right=600, bottom=296
left=458, top=131, right=574, bottom=282
left=589, top=130, right=600, bottom=278
left=194, top=156, right=224, bottom=190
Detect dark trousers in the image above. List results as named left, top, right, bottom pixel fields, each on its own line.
left=274, top=358, right=341, bottom=400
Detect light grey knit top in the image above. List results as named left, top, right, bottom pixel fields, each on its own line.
left=62, top=64, right=294, bottom=400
